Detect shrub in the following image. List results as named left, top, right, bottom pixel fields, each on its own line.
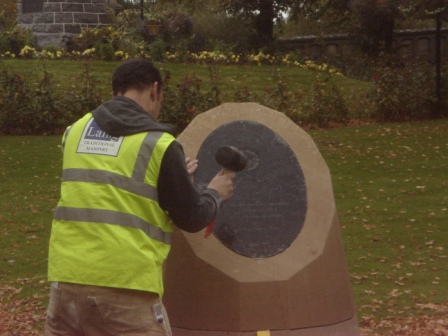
left=19, top=45, right=37, bottom=59
left=0, top=26, right=34, bottom=55
left=262, top=70, right=303, bottom=124
left=192, top=11, right=255, bottom=54
left=72, top=12, right=146, bottom=58
left=56, top=62, right=104, bottom=124
left=43, top=44, right=65, bottom=54
left=74, top=26, right=112, bottom=51
left=165, top=11, right=193, bottom=40
left=234, top=86, right=260, bottom=104
left=367, top=56, right=436, bottom=121
left=0, top=68, right=31, bottom=134
left=30, top=69, right=62, bottom=133
left=300, top=69, right=349, bottom=128
left=95, top=41, right=115, bottom=61
left=0, top=65, right=60, bottom=135
left=160, top=67, right=221, bottom=133
left=0, top=8, right=16, bottom=31
left=0, top=62, right=104, bottom=135
left=234, top=66, right=348, bottom=128
left=148, top=37, right=166, bottom=62
left=0, top=33, right=8, bottom=54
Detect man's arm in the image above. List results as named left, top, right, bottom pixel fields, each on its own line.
left=158, top=141, right=226, bottom=233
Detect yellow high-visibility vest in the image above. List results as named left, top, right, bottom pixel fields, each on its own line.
left=48, top=113, right=175, bottom=296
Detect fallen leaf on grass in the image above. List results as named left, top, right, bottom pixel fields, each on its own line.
left=0, top=284, right=46, bottom=336
left=360, top=302, right=448, bottom=335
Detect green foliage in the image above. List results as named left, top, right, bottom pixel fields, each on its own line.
left=205, top=39, right=235, bottom=55
left=0, top=58, right=441, bottom=133
left=73, top=12, right=146, bottom=59
left=0, top=65, right=59, bottom=135
left=149, top=37, right=167, bottom=62
left=0, top=26, right=34, bottom=55
left=0, top=8, right=16, bottom=30
left=367, top=57, right=436, bottom=121
left=192, top=11, right=255, bottom=53
left=300, top=69, right=349, bottom=128
left=95, top=41, right=115, bottom=61
left=55, top=63, right=104, bottom=124
left=111, top=10, right=148, bottom=55
left=42, top=44, right=64, bottom=54
left=18, top=45, right=37, bottom=59
left=233, top=85, right=259, bottom=104
left=0, top=62, right=104, bottom=135
left=0, top=60, right=226, bottom=135
left=0, top=68, right=31, bottom=134
left=163, top=10, right=193, bottom=40
left=160, top=67, right=221, bottom=133
left=350, top=1, right=397, bottom=55
left=70, top=8, right=195, bottom=61
left=75, top=26, right=118, bottom=54
left=0, top=32, right=8, bottom=54
left=261, top=70, right=303, bottom=123
left=234, top=65, right=348, bottom=128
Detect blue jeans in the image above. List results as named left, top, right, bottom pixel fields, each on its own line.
left=45, top=282, right=172, bottom=336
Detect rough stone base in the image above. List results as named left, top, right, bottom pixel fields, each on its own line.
left=34, top=33, right=76, bottom=47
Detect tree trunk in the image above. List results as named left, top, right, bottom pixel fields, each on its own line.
left=382, top=14, right=395, bottom=53
left=256, top=0, right=275, bottom=45
left=435, top=12, right=442, bottom=117
left=140, top=0, right=144, bottom=20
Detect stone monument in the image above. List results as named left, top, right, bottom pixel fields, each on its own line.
left=17, top=0, right=119, bottom=47
left=163, top=102, right=360, bottom=335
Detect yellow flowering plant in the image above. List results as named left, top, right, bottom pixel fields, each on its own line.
left=19, top=45, right=37, bottom=59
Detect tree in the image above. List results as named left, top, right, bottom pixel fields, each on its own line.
left=128, top=1, right=352, bottom=49
left=399, top=0, right=448, bottom=117
left=217, top=0, right=296, bottom=47
left=0, top=0, right=17, bottom=29
left=0, top=0, right=15, bottom=13
left=348, top=0, right=398, bottom=55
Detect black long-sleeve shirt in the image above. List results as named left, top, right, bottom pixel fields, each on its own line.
left=158, top=141, right=222, bottom=232
left=91, top=96, right=221, bottom=233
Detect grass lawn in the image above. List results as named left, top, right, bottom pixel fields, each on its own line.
left=310, top=121, right=448, bottom=323
left=0, top=137, right=60, bottom=291
left=1, top=119, right=447, bottom=334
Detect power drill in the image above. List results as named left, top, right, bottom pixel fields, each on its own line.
left=215, top=145, right=247, bottom=172
left=204, top=145, right=247, bottom=238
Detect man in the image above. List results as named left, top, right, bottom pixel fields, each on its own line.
left=45, top=59, right=235, bottom=336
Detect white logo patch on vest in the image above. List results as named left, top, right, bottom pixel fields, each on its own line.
left=77, top=118, right=124, bottom=156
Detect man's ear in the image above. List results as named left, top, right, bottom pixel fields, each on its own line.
left=150, top=82, right=159, bottom=101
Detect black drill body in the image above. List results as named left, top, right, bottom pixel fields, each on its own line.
left=215, top=146, right=247, bottom=172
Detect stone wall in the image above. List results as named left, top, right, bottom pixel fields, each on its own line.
left=281, top=28, right=448, bottom=62
left=17, top=0, right=111, bottom=47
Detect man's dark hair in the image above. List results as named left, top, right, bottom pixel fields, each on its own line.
left=112, top=59, right=163, bottom=96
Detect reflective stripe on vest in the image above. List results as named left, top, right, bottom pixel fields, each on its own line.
left=54, top=207, right=171, bottom=245
left=61, top=168, right=158, bottom=201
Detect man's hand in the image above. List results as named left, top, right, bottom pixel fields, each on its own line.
left=185, top=157, right=235, bottom=201
left=207, top=170, right=236, bottom=202
left=185, top=157, right=198, bottom=176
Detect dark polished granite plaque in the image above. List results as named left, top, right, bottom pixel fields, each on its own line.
left=195, top=120, right=307, bottom=258
left=22, top=0, right=44, bottom=13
